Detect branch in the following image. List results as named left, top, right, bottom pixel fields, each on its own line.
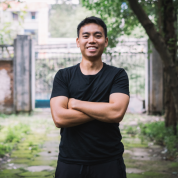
left=127, top=0, right=178, bottom=115
left=128, top=0, right=173, bottom=67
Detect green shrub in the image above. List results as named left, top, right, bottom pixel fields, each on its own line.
left=0, top=143, right=13, bottom=157
left=5, top=123, right=30, bottom=143
left=0, top=123, right=30, bottom=157
left=0, top=114, right=7, bottom=118
left=140, top=121, right=178, bottom=156
left=125, top=126, right=138, bottom=135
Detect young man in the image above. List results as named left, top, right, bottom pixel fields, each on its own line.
left=50, top=16, right=130, bottom=178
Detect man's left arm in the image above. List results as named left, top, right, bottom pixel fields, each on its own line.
left=68, top=93, right=129, bottom=123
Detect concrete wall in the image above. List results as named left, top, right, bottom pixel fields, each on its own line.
left=0, top=60, right=14, bottom=113
left=13, top=35, right=35, bottom=112
left=0, top=35, right=34, bottom=114
left=147, top=44, right=163, bottom=114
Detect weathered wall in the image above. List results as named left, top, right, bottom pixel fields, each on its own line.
left=0, top=61, right=13, bottom=113
left=14, top=35, right=34, bottom=112
left=147, top=46, right=163, bottom=114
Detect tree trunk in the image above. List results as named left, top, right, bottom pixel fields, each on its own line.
left=162, top=0, right=177, bottom=134
left=164, top=73, right=177, bottom=132
left=127, top=0, right=178, bottom=132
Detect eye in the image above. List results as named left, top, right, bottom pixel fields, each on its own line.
left=96, top=35, right=102, bottom=38
left=83, top=35, right=88, bottom=38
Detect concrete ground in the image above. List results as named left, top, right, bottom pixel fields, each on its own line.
left=0, top=110, right=178, bottom=178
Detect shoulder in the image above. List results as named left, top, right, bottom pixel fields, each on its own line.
left=104, top=63, right=128, bottom=76
left=55, top=64, right=78, bottom=78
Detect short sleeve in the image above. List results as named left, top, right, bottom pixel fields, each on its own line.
left=50, top=70, right=69, bottom=99
left=110, top=69, right=130, bottom=96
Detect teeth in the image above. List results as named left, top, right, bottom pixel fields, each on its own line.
left=88, top=47, right=96, bottom=49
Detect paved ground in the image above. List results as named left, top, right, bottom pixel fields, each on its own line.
left=0, top=110, right=178, bottom=178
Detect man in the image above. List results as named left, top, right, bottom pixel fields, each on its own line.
left=50, top=16, right=130, bottom=178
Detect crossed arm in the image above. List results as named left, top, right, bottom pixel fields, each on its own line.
left=50, top=93, right=129, bottom=128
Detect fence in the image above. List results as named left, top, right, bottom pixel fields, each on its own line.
left=0, top=36, right=164, bottom=114
left=35, top=39, right=147, bottom=108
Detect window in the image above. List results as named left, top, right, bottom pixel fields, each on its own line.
left=24, top=29, right=37, bottom=40
left=31, top=12, right=36, bottom=20
left=12, top=12, right=18, bottom=21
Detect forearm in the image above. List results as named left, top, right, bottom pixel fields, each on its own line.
left=71, top=100, right=122, bottom=123
left=51, top=107, right=93, bottom=128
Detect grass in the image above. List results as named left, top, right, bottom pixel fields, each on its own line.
left=0, top=123, right=30, bottom=157
left=0, top=112, right=54, bottom=158
left=124, top=120, right=178, bottom=157
left=139, top=121, right=178, bottom=157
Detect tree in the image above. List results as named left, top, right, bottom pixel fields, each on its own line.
left=0, top=0, right=26, bottom=44
left=82, top=0, right=178, bottom=133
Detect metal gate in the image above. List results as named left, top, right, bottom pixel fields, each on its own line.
left=35, top=39, right=147, bottom=108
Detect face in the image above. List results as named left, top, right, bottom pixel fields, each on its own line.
left=76, top=23, right=108, bottom=61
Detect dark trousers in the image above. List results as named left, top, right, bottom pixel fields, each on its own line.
left=55, top=157, right=127, bottom=178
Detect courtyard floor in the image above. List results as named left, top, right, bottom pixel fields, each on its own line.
left=0, top=109, right=178, bottom=178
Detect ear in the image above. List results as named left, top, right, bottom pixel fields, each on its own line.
left=76, top=37, right=80, bottom=48
left=105, top=37, right=108, bottom=48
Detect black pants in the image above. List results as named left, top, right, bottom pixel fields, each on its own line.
left=55, top=157, right=126, bottom=178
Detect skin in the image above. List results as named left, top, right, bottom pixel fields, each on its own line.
left=50, top=23, right=129, bottom=128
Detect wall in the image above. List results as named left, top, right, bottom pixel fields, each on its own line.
left=147, top=43, right=163, bottom=114
left=0, top=60, right=14, bottom=113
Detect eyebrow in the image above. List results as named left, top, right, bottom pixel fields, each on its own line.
left=82, top=31, right=103, bottom=35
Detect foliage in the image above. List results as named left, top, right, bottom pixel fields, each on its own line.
left=0, top=114, right=7, bottom=118
left=0, top=143, right=13, bottom=157
left=5, top=123, right=30, bottom=143
left=125, top=125, right=138, bottom=135
left=0, top=123, right=30, bottom=157
left=140, top=121, right=178, bottom=156
left=49, top=3, right=94, bottom=38
left=81, top=0, right=178, bottom=48
left=0, top=0, right=27, bottom=44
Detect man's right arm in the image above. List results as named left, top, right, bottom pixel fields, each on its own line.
left=50, top=96, right=94, bottom=128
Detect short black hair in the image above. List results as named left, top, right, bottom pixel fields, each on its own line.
left=77, top=16, right=107, bottom=38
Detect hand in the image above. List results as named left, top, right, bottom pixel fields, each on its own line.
left=68, top=98, right=76, bottom=109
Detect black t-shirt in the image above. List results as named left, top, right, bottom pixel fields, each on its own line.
left=51, top=62, right=129, bottom=165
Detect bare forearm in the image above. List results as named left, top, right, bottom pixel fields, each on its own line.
left=51, top=108, right=93, bottom=128
left=71, top=100, right=122, bottom=123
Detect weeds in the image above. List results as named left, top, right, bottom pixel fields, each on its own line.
left=139, top=121, right=178, bottom=157
left=0, top=144, right=13, bottom=157
left=124, top=121, right=178, bottom=157
left=0, top=123, right=30, bottom=157
left=125, top=126, right=138, bottom=136
left=5, top=123, right=30, bottom=143
left=0, top=114, right=8, bottom=119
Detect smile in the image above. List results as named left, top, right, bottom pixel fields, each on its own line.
left=88, top=47, right=97, bottom=49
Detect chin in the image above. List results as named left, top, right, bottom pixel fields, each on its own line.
left=87, top=56, right=101, bottom=62
left=85, top=53, right=102, bottom=59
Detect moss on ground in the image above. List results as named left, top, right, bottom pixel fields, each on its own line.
left=0, top=112, right=177, bottom=178
left=127, top=171, right=169, bottom=178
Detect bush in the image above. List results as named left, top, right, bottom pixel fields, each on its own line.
left=0, top=144, right=13, bottom=157
left=0, top=123, right=30, bottom=157
left=125, top=126, right=138, bottom=135
left=5, top=123, right=30, bottom=143
left=140, top=121, right=178, bottom=156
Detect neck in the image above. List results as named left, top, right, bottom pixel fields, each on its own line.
left=80, top=57, right=103, bottom=75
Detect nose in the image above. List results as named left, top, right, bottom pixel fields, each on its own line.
left=88, top=35, right=95, bottom=43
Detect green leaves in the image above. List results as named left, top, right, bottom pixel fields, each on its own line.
left=0, top=1, right=26, bottom=44
left=81, top=0, right=177, bottom=48
left=140, top=121, right=178, bottom=156
left=81, top=0, right=142, bottom=48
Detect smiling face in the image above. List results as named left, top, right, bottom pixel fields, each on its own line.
left=76, top=23, right=108, bottom=61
